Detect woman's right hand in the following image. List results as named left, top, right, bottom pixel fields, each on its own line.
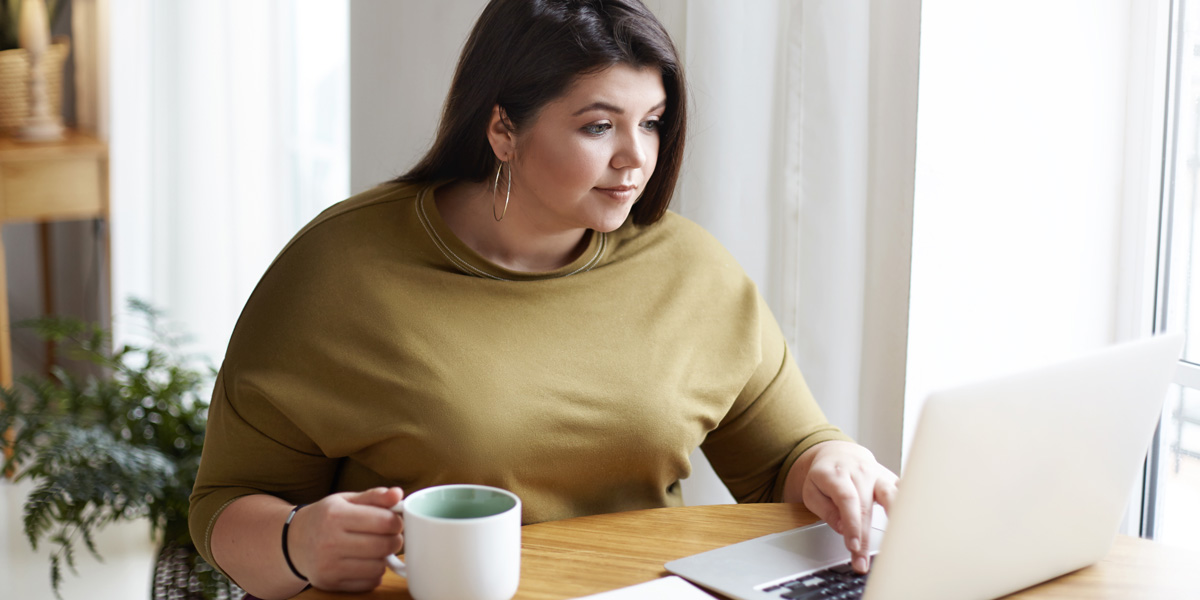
left=287, top=486, right=406, bottom=593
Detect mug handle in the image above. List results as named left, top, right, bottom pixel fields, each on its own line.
left=386, top=500, right=407, bottom=577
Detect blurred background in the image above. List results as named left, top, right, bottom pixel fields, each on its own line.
left=1, top=1, right=1198, bottom=598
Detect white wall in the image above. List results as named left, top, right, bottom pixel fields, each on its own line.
left=905, top=0, right=1157, bottom=452
left=349, top=0, right=487, bottom=194
left=859, top=0, right=921, bottom=473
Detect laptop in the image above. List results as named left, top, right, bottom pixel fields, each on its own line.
left=666, top=334, right=1184, bottom=600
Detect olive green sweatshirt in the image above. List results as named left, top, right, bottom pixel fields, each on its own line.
left=189, top=181, right=850, bottom=570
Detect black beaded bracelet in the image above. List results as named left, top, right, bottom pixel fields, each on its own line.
left=282, top=504, right=308, bottom=582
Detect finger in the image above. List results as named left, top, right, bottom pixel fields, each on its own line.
left=302, top=532, right=398, bottom=588
left=328, top=506, right=403, bottom=537
left=874, top=474, right=899, bottom=513
left=334, top=530, right=405, bottom=560
left=852, top=505, right=872, bottom=573
left=800, top=482, right=842, bottom=534
left=852, top=472, right=876, bottom=570
left=347, top=486, right=405, bottom=509
left=339, top=490, right=405, bottom=535
left=342, top=509, right=404, bottom=536
left=825, top=483, right=870, bottom=574
left=824, top=474, right=863, bottom=555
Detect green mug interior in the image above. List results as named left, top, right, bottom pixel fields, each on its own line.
left=406, top=486, right=517, bottom=520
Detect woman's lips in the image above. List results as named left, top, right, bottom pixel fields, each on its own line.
left=595, top=185, right=638, bottom=202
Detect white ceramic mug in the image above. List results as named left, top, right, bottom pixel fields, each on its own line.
left=387, top=484, right=522, bottom=600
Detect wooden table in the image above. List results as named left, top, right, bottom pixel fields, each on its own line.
left=296, top=503, right=1200, bottom=600
left=0, top=130, right=109, bottom=387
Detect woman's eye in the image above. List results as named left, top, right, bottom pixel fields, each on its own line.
left=583, top=123, right=612, bottom=135
left=641, top=119, right=661, bottom=132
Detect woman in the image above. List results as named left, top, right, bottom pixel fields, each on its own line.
left=189, top=1, right=897, bottom=598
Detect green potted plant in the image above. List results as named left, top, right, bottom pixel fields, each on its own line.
left=0, top=299, right=242, bottom=600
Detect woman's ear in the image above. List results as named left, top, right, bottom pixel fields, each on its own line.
left=486, top=105, right=516, bottom=162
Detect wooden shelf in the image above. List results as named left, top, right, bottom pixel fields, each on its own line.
left=0, top=129, right=109, bottom=387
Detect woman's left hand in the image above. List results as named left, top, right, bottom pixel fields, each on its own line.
left=784, top=440, right=898, bottom=573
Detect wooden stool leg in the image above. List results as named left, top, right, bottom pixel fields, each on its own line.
left=0, top=226, right=11, bottom=390
left=1, top=227, right=12, bottom=476
left=39, top=221, right=55, bottom=377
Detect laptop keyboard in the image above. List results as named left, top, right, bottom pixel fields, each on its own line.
left=760, top=560, right=871, bottom=600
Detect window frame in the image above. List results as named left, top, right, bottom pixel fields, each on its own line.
left=1143, top=0, right=1200, bottom=539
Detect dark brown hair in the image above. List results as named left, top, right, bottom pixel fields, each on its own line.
left=397, top=0, right=687, bottom=226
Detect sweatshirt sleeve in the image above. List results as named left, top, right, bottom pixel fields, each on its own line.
left=188, top=369, right=340, bottom=573
left=699, top=293, right=854, bottom=504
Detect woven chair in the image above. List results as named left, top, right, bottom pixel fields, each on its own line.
left=152, top=543, right=244, bottom=600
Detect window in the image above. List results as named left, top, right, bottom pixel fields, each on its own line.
left=1146, top=0, right=1200, bottom=550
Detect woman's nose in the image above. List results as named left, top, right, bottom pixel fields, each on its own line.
left=612, top=128, right=648, bottom=170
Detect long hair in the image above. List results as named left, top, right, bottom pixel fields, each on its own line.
left=396, top=0, right=686, bottom=226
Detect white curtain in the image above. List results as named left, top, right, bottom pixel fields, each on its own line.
left=642, top=0, right=882, bottom=504
left=655, top=0, right=872, bottom=439
left=110, top=0, right=348, bottom=363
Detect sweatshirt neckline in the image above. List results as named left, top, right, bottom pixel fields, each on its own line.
left=414, top=182, right=608, bottom=281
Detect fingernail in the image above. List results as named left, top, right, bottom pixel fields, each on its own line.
left=849, top=537, right=860, bottom=553
left=855, top=556, right=868, bottom=572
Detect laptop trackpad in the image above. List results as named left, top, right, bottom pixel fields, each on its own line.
left=765, top=524, right=857, bottom=563
left=665, top=522, right=885, bottom=598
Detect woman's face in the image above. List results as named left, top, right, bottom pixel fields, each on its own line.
left=505, top=63, right=666, bottom=234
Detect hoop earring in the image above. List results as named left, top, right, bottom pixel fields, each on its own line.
left=492, top=162, right=511, bottom=221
